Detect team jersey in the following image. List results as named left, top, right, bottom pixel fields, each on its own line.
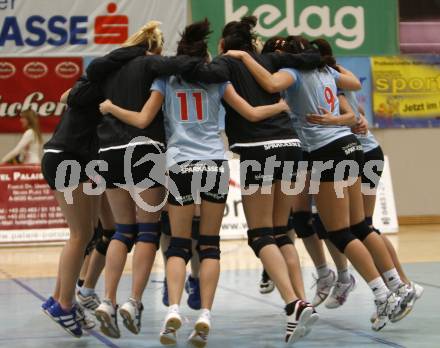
left=189, top=51, right=321, bottom=148
left=44, top=76, right=102, bottom=160
left=340, top=90, right=379, bottom=153
left=151, top=76, right=228, bottom=168
left=281, top=67, right=352, bottom=152
left=86, top=47, right=201, bottom=152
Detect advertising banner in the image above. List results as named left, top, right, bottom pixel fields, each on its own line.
left=0, top=0, right=186, bottom=56
left=191, top=0, right=399, bottom=57
left=0, top=56, right=82, bottom=133
left=337, top=56, right=374, bottom=126
left=372, top=56, right=440, bottom=128
left=0, top=164, right=68, bottom=244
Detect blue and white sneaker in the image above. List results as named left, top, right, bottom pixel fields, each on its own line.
left=185, top=275, right=201, bottom=310
left=42, top=296, right=56, bottom=312
left=45, top=301, right=82, bottom=338
left=162, top=278, right=169, bottom=307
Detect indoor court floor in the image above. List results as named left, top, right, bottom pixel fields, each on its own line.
left=0, top=225, right=439, bottom=348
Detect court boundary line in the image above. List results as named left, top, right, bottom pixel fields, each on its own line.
left=0, top=268, right=121, bottom=348
left=218, top=284, right=406, bottom=348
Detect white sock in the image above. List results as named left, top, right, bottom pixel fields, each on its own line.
left=200, top=308, right=211, bottom=320
left=79, top=287, right=95, bottom=297
left=337, top=268, right=351, bottom=283
left=368, top=277, right=389, bottom=302
left=168, top=304, right=179, bottom=313
left=316, top=264, right=330, bottom=278
left=382, top=268, right=403, bottom=292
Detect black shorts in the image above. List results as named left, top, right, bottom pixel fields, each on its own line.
left=167, top=160, right=229, bottom=206
left=361, top=146, right=384, bottom=189
left=98, top=144, right=165, bottom=189
left=236, top=140, right=303, bottom=187
left=302, top=151, right=312, bottom=171
left=310, top=135, right=364, bottom=182
left=41, top=151, right=90, bottom=190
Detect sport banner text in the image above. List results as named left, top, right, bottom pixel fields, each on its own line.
left=372, top=56, right=440, bottom=128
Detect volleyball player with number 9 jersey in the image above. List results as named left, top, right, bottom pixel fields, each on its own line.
left=226, top=35, right=409, bottom=331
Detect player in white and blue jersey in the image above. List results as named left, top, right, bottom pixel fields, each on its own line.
left=99, top=19, right=290, bottom=347
left=226, top=35, right=416, bottom=331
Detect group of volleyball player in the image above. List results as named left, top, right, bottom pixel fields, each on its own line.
left=39, top=15, right=423, bottom=347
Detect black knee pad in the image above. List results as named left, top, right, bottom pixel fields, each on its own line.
left=85, top=224, right=102, bottom=256
left=197, top=235, right=220, bottom=261
left=192, top=216, right=200, bottom=240
left=351, top=220, right=373, bottom=241
left=160, top=211, right=171, bottom=236
left=165, top=237, right=192, bottom=264
left=247, top=228, right=276, bottom=258
left=291, top=211, right=315, bottom=238
left=112, top=224, right=139, bottom=252
left=136, top=222, right=161, bottom=249
left=273, top=226, right=293, bottom=247
left=96, top=229, right=115, bottom=256
left=327, top=227, right=357, bottom=253
left=312, top=213, right=329, bottom=240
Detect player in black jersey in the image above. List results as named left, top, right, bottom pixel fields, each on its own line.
left=190, top=17, right=321, bottom=344
left=89, top=21, right=202, bottom=339
left=40, top=76, right=104, bottom=338
left=76, top=193, right=116, bottom=314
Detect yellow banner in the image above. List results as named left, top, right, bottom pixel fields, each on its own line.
left=372, top=56, right=440, bottom=120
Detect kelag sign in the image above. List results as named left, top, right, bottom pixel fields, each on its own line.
left=191, top=0, right=399, bottom=56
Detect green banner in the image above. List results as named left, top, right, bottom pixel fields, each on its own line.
left=191, top=0, right=399, bottom=56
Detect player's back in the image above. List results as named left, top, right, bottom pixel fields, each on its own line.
left=153, top=76, right=227, bottom=167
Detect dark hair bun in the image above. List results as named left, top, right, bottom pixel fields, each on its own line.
left=180, top=18, right=211, bottom=44
left=177, top=18, right=211, bottom=57
left=240, top=16, right=257, bottom=29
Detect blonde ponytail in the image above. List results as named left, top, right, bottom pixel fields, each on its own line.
left=122, top=20, right=164, bottom=52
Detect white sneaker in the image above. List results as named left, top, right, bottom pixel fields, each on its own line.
left=95, top=299, right=120, bottom=338
left=76, top=304, right=96, bottom=330
left=311, top=270, right=336, bottom=307
left=390, top=284, right=416, bottom=323
left=160, top=306, right=182, bottom=345
left=302, top=302, right=319, bottom=338
left=188, top=310, right=211, bottom=348
left=325, top=274, right=356, bottom=309
left=285, top=300, right=313, bottom=344
left=371, top=292, right=401, bottom=331
left=259, top=270, right=275, bottom=294
left=119, top=298, right=143, bottom=334
left=412, top=282, right=424, bottom=300
left=76, top=289, right=101, bottom=312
